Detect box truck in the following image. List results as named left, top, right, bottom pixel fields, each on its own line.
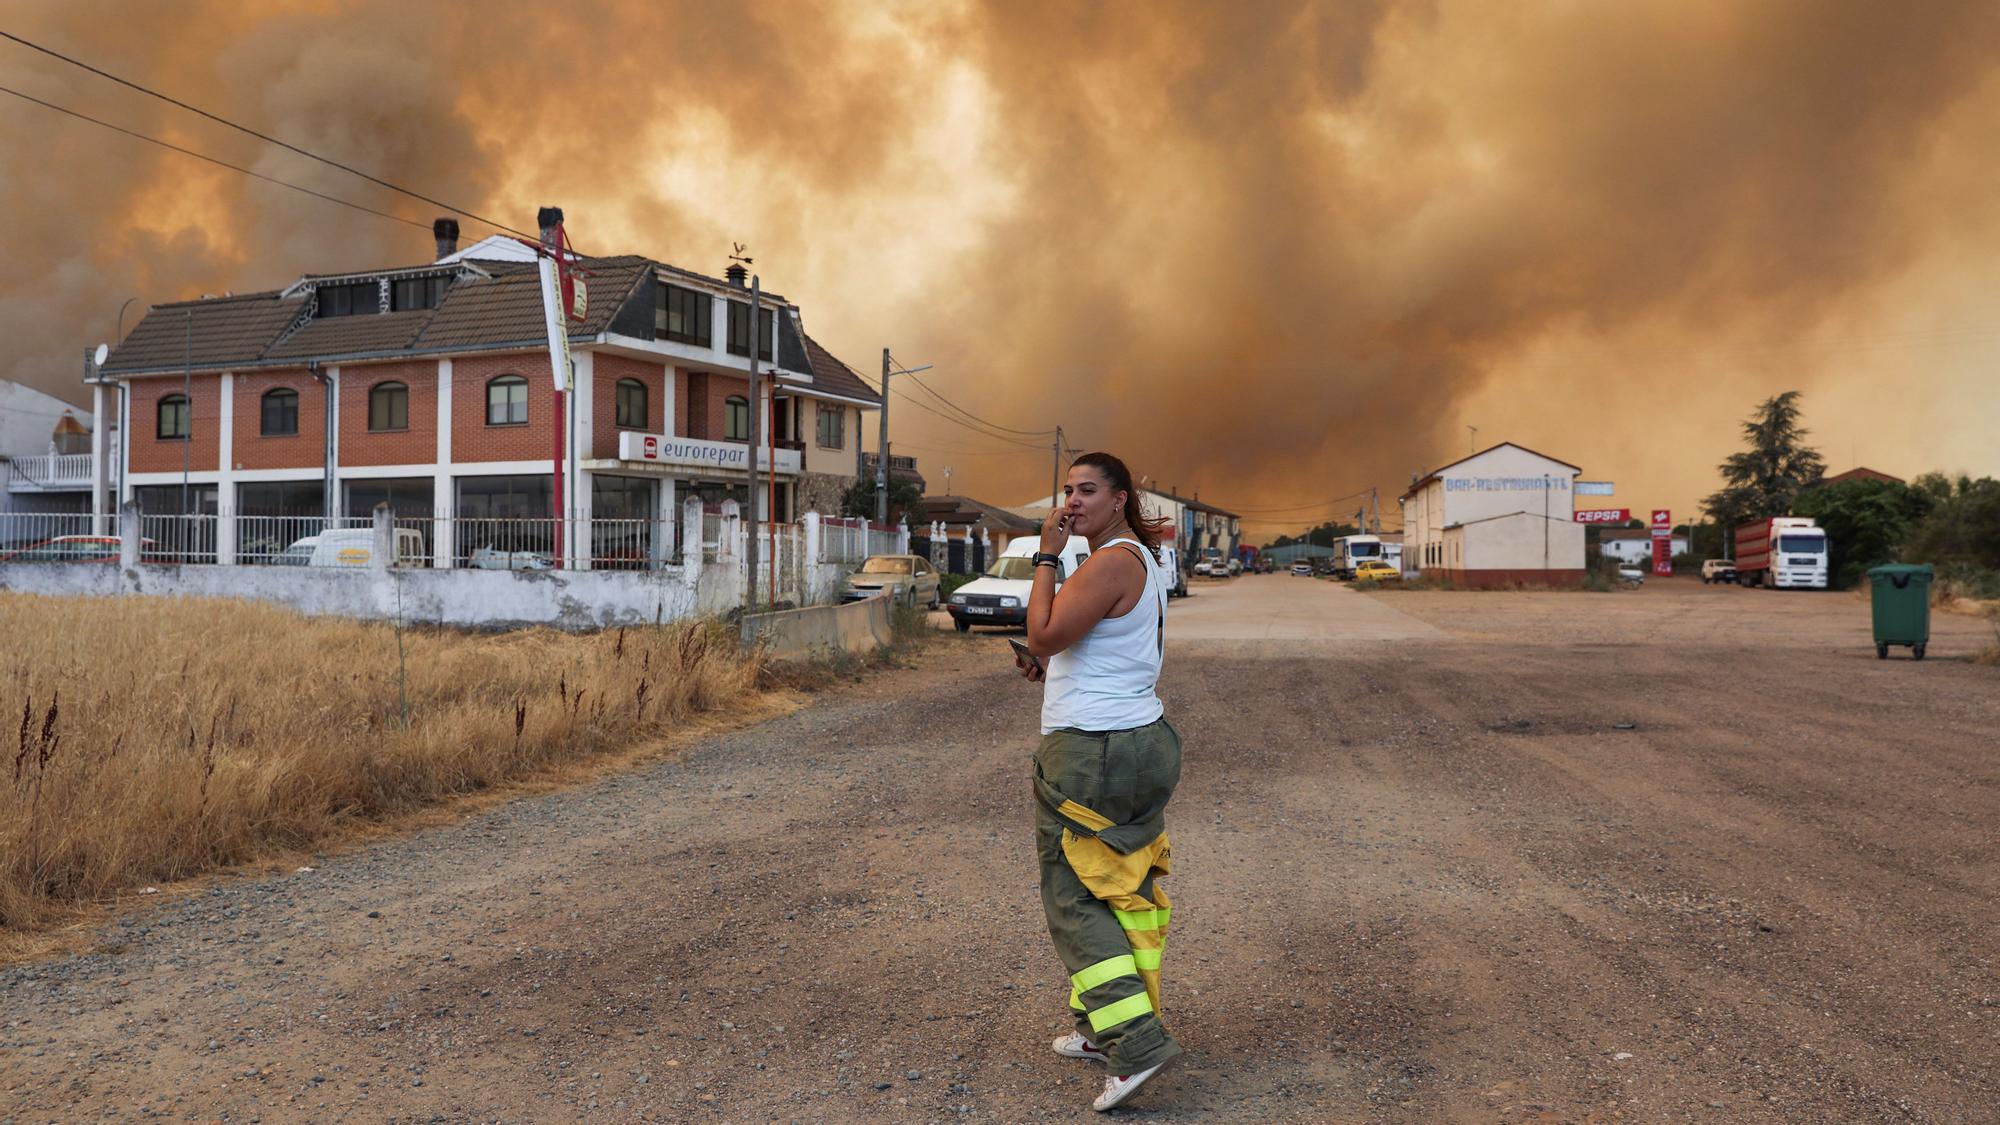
left=1330, top=534, right=1383, bottom=580
left=1734, top=516, right=1828, bottom=589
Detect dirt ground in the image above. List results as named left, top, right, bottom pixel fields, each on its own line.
left=4, top=575, right=1996, bottom=1123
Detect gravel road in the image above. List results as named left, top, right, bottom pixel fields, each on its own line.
left=4, top=575, right=1996, bottom=1122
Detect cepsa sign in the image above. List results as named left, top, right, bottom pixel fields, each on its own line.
left=1574, top=508, right=1630, bottom=524
left=1650, top=508, right=1673, bottom=576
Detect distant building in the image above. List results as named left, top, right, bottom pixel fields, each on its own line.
left=1399, top=442, right=1586, bottom=587
left=1821, top=467, right=1904, bottom=487
left=917, top=494, right=1039, bottom=542
left=1013, top=485, right=1239, bottom=570
left=0, top=379, right=95, bottom=517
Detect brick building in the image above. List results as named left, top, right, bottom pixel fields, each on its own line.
left=96, top=222, right=880, bottom=560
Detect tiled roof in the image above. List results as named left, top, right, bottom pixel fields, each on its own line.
left=101, top=254, right=659, bottom=374
left=798, top=332, right=881, bottom=405
left=103, top=291, right=304, bottom=372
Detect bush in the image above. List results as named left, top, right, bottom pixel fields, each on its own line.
left=938, top=573, right=976, bottom=600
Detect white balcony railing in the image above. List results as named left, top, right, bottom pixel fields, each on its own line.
left=6, top=452, right=94, bottom=490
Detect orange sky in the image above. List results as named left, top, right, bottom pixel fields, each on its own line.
left=5, top=1, right=1998, bottom=538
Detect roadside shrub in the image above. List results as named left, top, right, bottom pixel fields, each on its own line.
left=938, top=573, right=976, bottom=599
left=1352, top=577, right=1380, bottom=591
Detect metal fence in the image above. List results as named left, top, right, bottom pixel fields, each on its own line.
left=0, top=511, right=107, bottom=562
left=820, top=516, right=899, bottom=565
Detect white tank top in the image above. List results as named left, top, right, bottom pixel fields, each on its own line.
left=1041, top=537, right=1168, bottom=734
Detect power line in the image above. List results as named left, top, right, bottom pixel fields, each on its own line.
left=902, top=372, right=1056, bottom=437
left=0, top=82, right=430, bottom=232
left=0, top=29, right=533, bottom=240
left=886, top=386, right=1048, bottom=449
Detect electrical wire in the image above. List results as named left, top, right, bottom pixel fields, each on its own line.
left=0, top=30, right=534, bottom=241
left=901, top=372, right=1056, bottom=437
left=887, top=387, right=1050, bottom=449
left=0, top=83, right=430, bottom=231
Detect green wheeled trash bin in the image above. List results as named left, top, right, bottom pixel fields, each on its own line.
left=1867, top=564, right=1933, bottom=660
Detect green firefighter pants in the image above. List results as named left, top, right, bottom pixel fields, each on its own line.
left=1034, top=717, right=1183, bottom=1077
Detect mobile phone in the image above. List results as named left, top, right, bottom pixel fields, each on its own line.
left=1008, top=638, right=1042, bottom=670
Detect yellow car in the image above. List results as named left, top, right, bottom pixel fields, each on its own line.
left=1354, top=560, right=1401, bottom=582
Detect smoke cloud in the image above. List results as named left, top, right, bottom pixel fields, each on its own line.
left=5, top=1, right=1998, bottom=532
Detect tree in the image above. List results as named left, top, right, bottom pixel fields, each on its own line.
left=839, top=477, right=925, bottom=529
left=1793, top=477, right=1934, bottom=589
left=1702, top=391, right=1826, bottom=554
left=1906, top=473, right=2000, bottom=570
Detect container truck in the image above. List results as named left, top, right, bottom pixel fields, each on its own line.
left=1734, top=516, right=1828, bottom=589
left=1330, top=534, right=1383, bottom=580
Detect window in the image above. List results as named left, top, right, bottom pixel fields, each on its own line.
left=369, top=381, right=409, bottom=431
left=655, top=284, right=710, bottom=346
left=723, top=395, right=749, bottom=440
left=486, top=375, right=528, bottom=426
left=615, top=378, right=648, bottom=429
left=316, top=282, right=378, bottom=317
left=260, top=388, right=298, bottom=436
left=725, top=302, right=774, bottom=360
left=390, top=275, right=449, bottom=311
left=816, top=403, right=844, bottom=448
left=157, top=394, right=189, bottom=440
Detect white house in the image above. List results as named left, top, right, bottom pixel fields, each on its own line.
left=1597, top=528, right=1689, bottom=564
left=0, top=379, right=95, bottom=517
left=1399, top=442, right=1586, bottom=586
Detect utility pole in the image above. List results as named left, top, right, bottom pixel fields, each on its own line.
left=1370, top=487, right=1380, bottom=534
left=1050, top=425, right=1064, bottom=510
left=876, top=348, right=891, bottom=525
left=746, top=274, right=761, bottom=612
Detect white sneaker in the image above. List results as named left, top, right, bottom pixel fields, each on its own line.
left=1052, top=1031, right=1106, bottom=1062
left=1092, top=1060, right=1166, bottom=1111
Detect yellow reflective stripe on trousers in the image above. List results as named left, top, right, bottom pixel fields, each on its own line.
left=1068, top=985, right=1085, bottom=1011
left=1086, top=991, right=1155, bottom=1033
left=1113, top=906, right=1171, bottom=932
left=1071, top=954, right=1138, bottom=994
left=1132, top=946, right=1162, bottom=971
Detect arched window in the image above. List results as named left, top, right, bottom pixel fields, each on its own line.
left=369, top=381, right=409, bottom=432
left=261, top=388, right=299, bottom=436
left=486, top=375, right=528, bottom=426
left=615, top=378, right=647, bottom=429
left=157, top=394, right=190, bottom=440
left=723, top=395, right=749, bottom=441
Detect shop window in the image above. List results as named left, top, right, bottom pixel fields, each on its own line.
left=157, top=394, right=190, bottom=440
left=369, top=381, right=409, bottom=432
left=615, top=378, right=648, bottom=429
left=486, top=375, right=528, bottom=426
left=724, top=395, right=749, bottom=441
left=261, top=388, right=299, bottom=436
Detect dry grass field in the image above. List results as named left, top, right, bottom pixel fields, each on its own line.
left=0, top=593, right=764, bottom=928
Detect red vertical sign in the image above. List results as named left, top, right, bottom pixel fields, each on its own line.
left=1650, top=508, right=1673, bottom=576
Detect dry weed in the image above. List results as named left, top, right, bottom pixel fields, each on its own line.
left=0, top=594, right=762, bottom=927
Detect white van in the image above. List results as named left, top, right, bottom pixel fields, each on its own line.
left=275, top=528, right=426, bottom=568
left=945, top=534, right=1092, bottom=633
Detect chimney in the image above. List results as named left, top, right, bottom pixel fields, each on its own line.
left=433, top=218, right=460, bottom=259
left=725, top=263, right=748, bottom=287
left=537, top=206, right=564, bottom=249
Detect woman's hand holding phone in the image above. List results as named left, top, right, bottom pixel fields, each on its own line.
left=1010, top=638, right=1045, bottom=682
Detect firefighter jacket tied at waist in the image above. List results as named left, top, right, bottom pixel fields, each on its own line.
left=1034, top=767, right=1168, bottom=857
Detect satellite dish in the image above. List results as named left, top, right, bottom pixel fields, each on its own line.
left=93, top=343, right=110, bottom=367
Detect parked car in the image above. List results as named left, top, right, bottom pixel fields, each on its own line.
left=1290, top=561, right=1313, bottom=576
left=1193, top=559, right=1216, bottom=577
left=277, top=528, right=427, bottom=568
left=946, top=534, right=1093, bottom=632
left=467, top=545, right=554, bottom=571
left=1354, top=559, right=1401, bottom=582
left=844, top=554, right=941, bottom=608
left=1701, top=559, right=1738, bottom=584
left=1617, top=565, right=1646, bottom=585
left=0, top=535, right=158, bottom=564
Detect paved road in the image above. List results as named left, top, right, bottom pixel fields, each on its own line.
left=1167, top=574, right=1445, bottom=647
left=5, top=578, right=1997, bottom=1122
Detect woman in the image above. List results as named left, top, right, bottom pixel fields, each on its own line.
left=1017, top=451, right=1181, bottom=1112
